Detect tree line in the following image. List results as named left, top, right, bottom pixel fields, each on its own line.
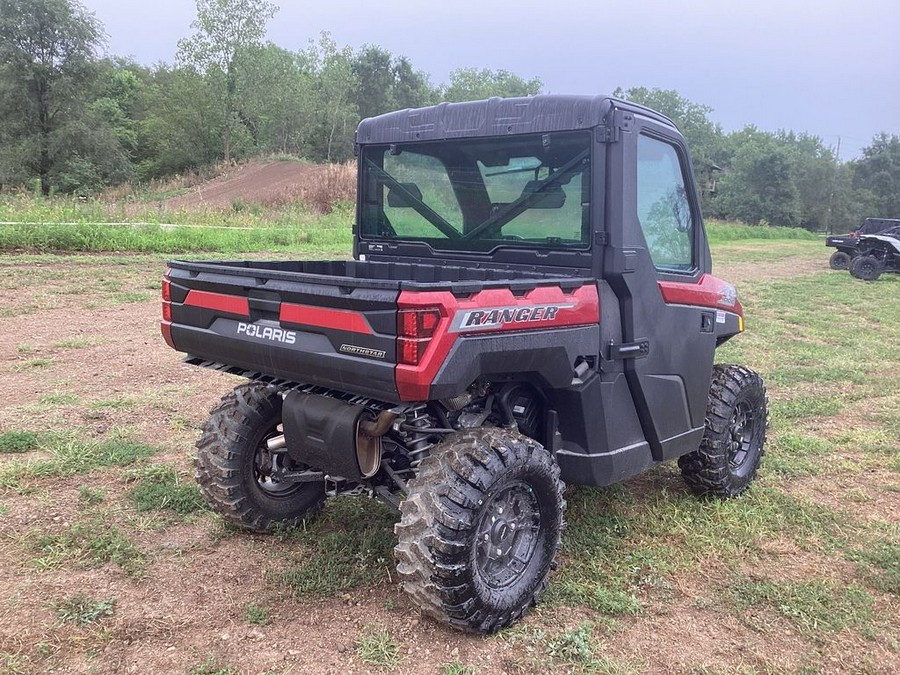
left=1, top=0, right=897, bottom=231
left=615, top=87, right=899, bottom=231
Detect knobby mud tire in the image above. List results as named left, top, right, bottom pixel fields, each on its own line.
left=849, top=254, right=883, bottom=281
left=395, top=427, right=565, bottom=634
left=679, top=364, right=768, bottom=498
left=195, top=382, right=325, bottom=532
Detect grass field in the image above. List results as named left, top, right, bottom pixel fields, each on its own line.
left=0, top=235, right=896, bottom=674
left=0, top=198, right=355, bottom=255
left=0, top=187, right=816, bottom=256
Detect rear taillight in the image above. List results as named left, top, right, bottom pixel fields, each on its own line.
left=397, top=308, right=441, bottom=365
left=160, top=275, right=175, bottom=348
left=399, top=338, right=428, bottom=366
left=161, top=276, right=172, bottom=322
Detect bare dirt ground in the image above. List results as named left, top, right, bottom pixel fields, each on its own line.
left=0, top=248, right=896, bottom=675
left=160, top=162, right=322, bottom=212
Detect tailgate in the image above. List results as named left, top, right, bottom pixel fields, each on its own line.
left=163, top=263, right=400, bottom=401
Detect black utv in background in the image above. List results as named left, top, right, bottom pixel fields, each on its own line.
left=826, top=217, right=900, bottom=269
left=848, top=226, right=900, bottom=280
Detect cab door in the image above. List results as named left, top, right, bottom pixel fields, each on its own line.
left=602, top=110, right=717, bottom=460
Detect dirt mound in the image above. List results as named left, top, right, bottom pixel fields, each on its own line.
left=162, top=161, right=336, bottom=211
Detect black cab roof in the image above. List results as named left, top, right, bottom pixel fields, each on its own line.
left=356, top=94, right=679, bottom=145
left=859, top=218, right=900, bottom=234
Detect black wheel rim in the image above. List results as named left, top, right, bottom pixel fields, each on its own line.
left=728, top=400, right=756, bottom=471
left=474, top=481, right=542, bottom=589
left=253, top=426, right=302, bottom=498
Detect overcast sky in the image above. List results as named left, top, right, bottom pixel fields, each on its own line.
left=82, top=0, right=899, bottom=161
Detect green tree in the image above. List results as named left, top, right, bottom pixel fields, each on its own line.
left=443, top=68, right=542, bottom=102
left=827, top=163, right=871, bottom=233
left=138, top=65, right=223, bottom=178
left=777, top=131, right=838, bottom=230
left=852, top=133, right=900, bottom=218
left=177, top=0, right=278, bottom=162
left=392, top=56, right=435, bottom=110
left=301, top=33, right=359, bottom=162
left=614, top=87, right=725, bottom=211
left=351, top=46, right=436, bottom=120
left=0, top=0, right=105, bottom=194
left=92, top=59, right=146, bottom=159
left=238, top=43, right=315, bottom=155
left=714, top=127, right=802, bottom=227
left=352, top=45, right=395, bottom=121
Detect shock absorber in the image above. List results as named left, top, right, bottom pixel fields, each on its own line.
left=404, top=404, right=438, bottom=469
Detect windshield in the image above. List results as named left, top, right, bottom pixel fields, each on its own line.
left=359, top=131, right=591, bottom=252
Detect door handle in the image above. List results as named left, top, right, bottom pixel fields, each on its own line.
left=609, top=339, right=650, bottom=360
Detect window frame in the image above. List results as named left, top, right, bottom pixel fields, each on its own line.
left=634, top=130, right=702, bottom=277
left=357, top=132, right=593, bottom=253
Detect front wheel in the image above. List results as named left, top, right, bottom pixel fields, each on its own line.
left=849, top=254, right=883, bottom=281
left=195, top=383, right=326, bottom=532
left=394, top=428, right=565, bottom=633
left=679, top=365, right=767, bottom=498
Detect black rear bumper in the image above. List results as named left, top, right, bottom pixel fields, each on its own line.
left=172, top=320, right=400, bottom=401
left=826, top=235, right=856, bottom=250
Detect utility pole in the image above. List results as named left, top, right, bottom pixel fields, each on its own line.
left=825, top=136, right=841, bottom=235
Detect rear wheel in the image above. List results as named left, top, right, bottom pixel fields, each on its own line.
left=849, top=254, right=883, bottom=280
left=829, top=250, right=852, bottom=270
left=195, top=383, right=325, bottom=532
left=679, top=365, right=767, bottom=498
left=394, top=427, right=565, bottom=633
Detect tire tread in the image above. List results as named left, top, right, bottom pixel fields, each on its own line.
left=394, top=427, right=565, bottom=633
left=679, top=364, right=768, bottom=498
left=195, top=383, right=325, bottom=532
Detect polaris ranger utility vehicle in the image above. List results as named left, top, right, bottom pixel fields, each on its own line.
left=161, top=95, right=768, bottom=633
left=826, top=217, right=900, bottom=270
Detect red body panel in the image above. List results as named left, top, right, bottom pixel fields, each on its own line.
left=280, top=303, right=373, bottom=334
left=657, top=274, right=743, bottom=316
left=160, top=321, right=175, bottom=349
left=180, top=288, right=375, bottom=335
left=395, top=284, right=600, bottom=401
left=184, top=289, right=250, bottom=317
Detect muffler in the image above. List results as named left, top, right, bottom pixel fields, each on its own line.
left=280, top=392, right=395, bottom=481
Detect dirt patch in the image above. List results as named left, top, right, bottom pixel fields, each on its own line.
left=751, top=537, right=861, bottom=584
left=783, top=471, right=900, bottom=525
left=607, top=597, right=817, bottom=674
left=158, top=161, right=348, bottom=212
left=719, top=252, right=830, bottom=287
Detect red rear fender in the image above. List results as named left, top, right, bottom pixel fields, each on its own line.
left=395, top=284, right=600, bottom=401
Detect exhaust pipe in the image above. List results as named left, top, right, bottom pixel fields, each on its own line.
left=266, top=434, right=287, bottom=452
left=356, top=410, right=398, bottom=478
left=281, top=392, right=397, bottom=481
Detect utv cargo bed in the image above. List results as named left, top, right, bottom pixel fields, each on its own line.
left=164, top=259, right=596, bottom=402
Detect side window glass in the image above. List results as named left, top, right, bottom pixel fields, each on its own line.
left=636, top=135, right=694, bottom=271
